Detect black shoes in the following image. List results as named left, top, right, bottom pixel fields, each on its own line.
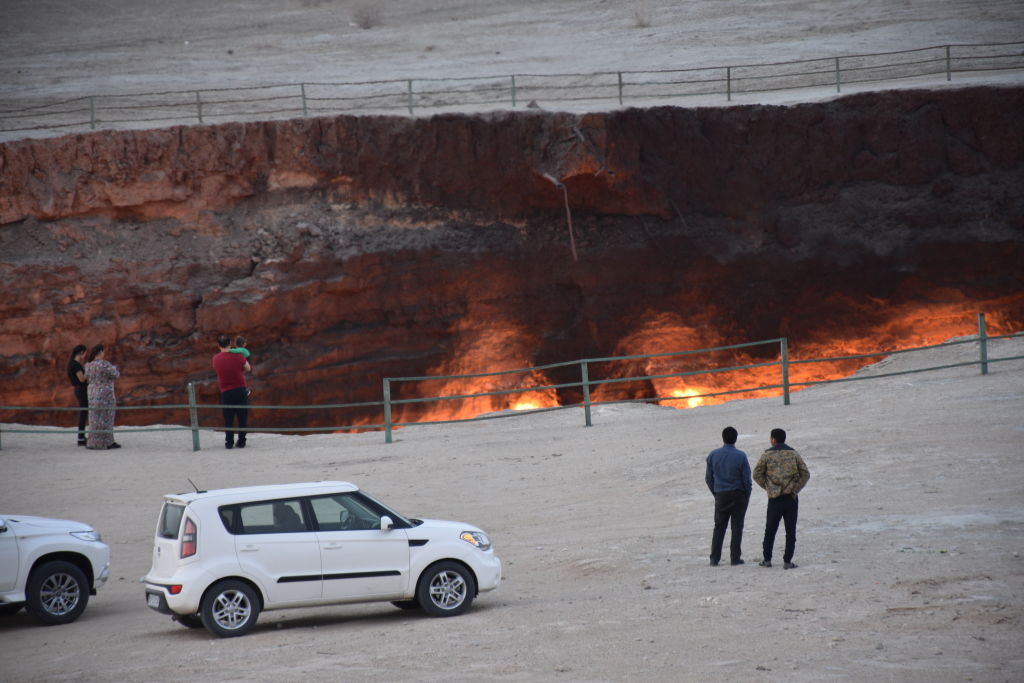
left=757, top=559, right=797, bottom=569
left=236, top=440, right=246, bottom=449
left=77, top=440, right=87, bottom=447
left=730, top=559, right=745, bottom=566
left=225, top=442, right=234, bottom=449
left=709, top=559, right=719, bottom=566
left=107, top=442, right=121, bottom=449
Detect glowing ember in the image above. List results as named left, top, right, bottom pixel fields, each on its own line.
left=512, top=400, right=542, bottom=411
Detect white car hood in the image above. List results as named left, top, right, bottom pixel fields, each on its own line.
left=412, top=518, right=482, bottom=533
left=1, top=514, right=93, bottom=533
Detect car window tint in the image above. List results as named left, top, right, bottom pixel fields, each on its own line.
left=158, top=503, right=185, bottom=539
left=310, top=493, right=381, bottom=532
left=236, top=499, right=307, bottom=534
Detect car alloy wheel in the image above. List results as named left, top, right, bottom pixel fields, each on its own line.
left=417, top=561, right=475, bottom=617
left=200, top=580, right=260, bottom=637
left=25, top=561, right=89, bottom=625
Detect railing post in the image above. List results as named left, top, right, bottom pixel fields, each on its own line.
left=511, top=75, right=517, bottom=107
left=617, top=71, right=624, bottom=106
left=781, top=338, right=791, bottom=405
left=978, top=313, right=989, bottom=375
left=726, top=66, right=732, bottom=101
left=945, top=45, right=952, bottom=81
left=406, top=80, right=414, bottom=116
left=581, top=361, right=593, bottom=427
left=835, top=57, right=841, bottom=93
left=195, top=91, right=203, bottom=123
left=187, top=382, right=200, bottom=451
left=300, top=83, right=308, bottom=117
left=383, top=379, right=394, bottom=443
left=89, top=97, right=96, bottom=130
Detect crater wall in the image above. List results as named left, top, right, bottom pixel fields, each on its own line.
left=1, top=86, right=1022, bottom=427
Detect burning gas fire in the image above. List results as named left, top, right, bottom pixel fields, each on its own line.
left=404, top=299, right=1021, bottom=424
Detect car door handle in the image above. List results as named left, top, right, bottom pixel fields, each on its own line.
left=239, top=545, right=260, bottom=552
left=322, top=543, right=344, bottom=550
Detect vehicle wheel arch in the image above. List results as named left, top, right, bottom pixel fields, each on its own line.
left=30, top=552, right=94, bottom=591
left=199, top=575, right=265, bottom=613
left=416, top=558, right=479, bottom=595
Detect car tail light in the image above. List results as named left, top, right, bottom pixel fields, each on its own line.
left=169, top=585, right=183, bottom=595
left=181, top=517, right=197, bottom=558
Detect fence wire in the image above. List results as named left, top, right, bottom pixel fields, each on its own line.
left=2, top=42, right=1021, bottom=140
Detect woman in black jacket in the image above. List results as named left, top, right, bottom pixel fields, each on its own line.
left=67, top=344, right=89, bottom=446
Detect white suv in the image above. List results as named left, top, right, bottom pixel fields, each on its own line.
left=142, top=481, right=502, bottom=637
left=0, top=514, right=110, bottom=625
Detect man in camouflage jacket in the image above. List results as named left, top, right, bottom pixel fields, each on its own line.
left=752, top=428, right=810, bottom=569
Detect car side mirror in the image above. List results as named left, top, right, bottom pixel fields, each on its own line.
left=380, top=515, right=394, bottom=531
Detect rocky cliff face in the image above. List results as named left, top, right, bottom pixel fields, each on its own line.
left=2, top=86, right=1022, bottom=430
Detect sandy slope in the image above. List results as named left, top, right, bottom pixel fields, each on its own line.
left=1, top=336, right=1021, bottom=681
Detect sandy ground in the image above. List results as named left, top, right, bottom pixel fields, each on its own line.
left=1, top=336, right=1022, bottom=682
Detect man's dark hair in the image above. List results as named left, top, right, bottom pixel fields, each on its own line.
left=217, top=334, right=231, bottom=348
left=722, top=426, right=738, bottom=445
left=771, top=428, right=787, bottom=443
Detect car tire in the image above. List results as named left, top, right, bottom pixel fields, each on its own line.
left=200, top=580, right=260, bottom=637
left=173, top=613, right=205, bottom=629
left=25, top=560, right=89, bottom=625
left=390, top=599, right=420, bottom=611
left=416, top=561, right=476, bottom=617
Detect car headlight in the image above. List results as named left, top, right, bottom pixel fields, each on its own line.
left=70, top=530, right=102, bottom=542
left=460, top=531, right=491, bottom=551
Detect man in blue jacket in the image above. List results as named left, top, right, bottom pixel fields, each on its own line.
left=705, top=426, right=752, bottom=566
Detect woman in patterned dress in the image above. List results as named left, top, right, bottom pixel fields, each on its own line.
left=84, top=344, right=121, bottom=450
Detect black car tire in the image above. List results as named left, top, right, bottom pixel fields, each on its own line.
left=416, top=561, right=475, bottom=617
left=200, top=580, right=260, bottom=637
left=25, top=560, right=89, bottom=625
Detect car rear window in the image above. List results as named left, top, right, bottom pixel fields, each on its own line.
left=158, top=503, right=185, bottom=539
left=218, top=499, right=308, bottom=534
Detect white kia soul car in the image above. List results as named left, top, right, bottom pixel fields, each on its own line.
left=143, top=481, right=501, bottom=637
left=0, top=514, right=110, bottom=625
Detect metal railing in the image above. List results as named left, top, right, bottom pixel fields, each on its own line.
left=1, top=42, right=1021, bottom=141
left=1, top=314, right=1021, bottom=451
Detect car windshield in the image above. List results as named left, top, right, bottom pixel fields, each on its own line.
left=356, top=489, right=414, bottom=528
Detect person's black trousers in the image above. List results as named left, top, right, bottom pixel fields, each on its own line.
left=763, top=494, right=799, bottom=563
left=221, top=387, right=249, bottom=446
left=710, top=489, right=749, bottom=564
left=74, top=385, right=88, bottom=443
